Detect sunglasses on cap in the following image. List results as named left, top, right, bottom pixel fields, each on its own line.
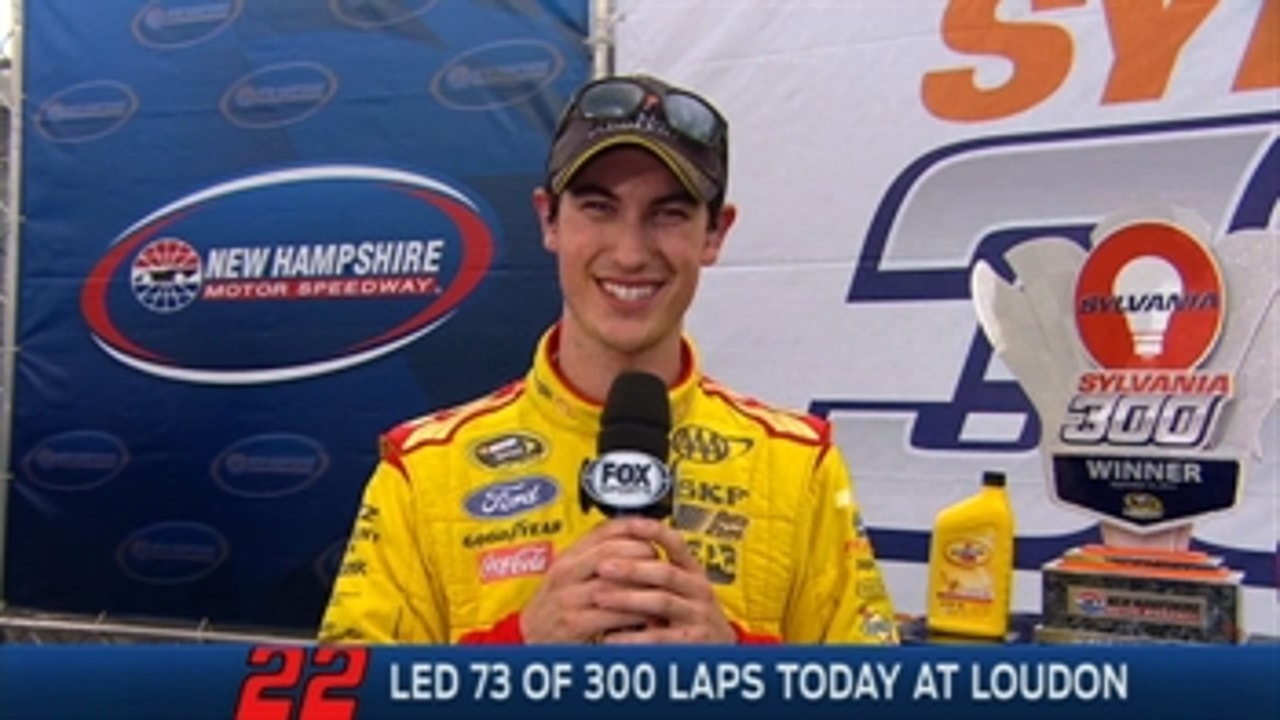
left=560, top=77, right=727, bottom=149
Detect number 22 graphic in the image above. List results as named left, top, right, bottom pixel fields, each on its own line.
left=234, top=647, right=369, bottom=720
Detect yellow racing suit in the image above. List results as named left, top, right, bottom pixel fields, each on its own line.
left=319, top=325, right=898, bottom=644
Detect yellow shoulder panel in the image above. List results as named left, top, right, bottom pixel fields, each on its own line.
left=392, top=381, right=524, bottom=454
left=700, top=378, right=827, bottom=445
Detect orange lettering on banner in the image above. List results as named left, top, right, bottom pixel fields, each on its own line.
left=1102, top=0, right=1217, bottom=104
left=1234, top=0, right=1280, bottom=91
left=923, top=0, right=1083, bottom=122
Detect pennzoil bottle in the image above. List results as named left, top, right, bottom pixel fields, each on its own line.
left=925, top=470, right=1016, bottom=640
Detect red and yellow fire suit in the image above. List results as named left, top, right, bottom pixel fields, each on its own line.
left=319, top=326, right=898, bottom=644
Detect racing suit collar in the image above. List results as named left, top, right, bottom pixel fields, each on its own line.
left=526, top=323, right=699, bottom=435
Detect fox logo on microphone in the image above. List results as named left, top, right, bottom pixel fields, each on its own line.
left=579, top=450, right=673, bottom=518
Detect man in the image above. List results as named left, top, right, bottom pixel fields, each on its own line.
left=319, top=74, right=898, bottom=644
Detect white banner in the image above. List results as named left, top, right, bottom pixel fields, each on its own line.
left=616, top=0, right=1278, bottom=636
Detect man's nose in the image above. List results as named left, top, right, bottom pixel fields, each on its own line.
left=610, top=222, right=651, bottom=270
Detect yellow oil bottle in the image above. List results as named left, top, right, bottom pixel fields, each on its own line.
left=925, top=470, right=1016, bottom=640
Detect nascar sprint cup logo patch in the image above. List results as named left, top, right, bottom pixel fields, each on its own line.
left=80, top=165, right=496, bottom=384
left=972, top=204, right=1276, bottom=533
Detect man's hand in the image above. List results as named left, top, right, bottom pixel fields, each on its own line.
left=519, top=519, right=661, bottom=643
left=590, top=518, right=737, bottom=644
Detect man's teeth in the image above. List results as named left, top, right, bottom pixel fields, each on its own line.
left=602, top=282, right=656, bottom=301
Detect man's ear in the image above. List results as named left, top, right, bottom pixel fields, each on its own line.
left=701, top=202, right=737, bottom=265
left=532, top=187, right=557, bottom=252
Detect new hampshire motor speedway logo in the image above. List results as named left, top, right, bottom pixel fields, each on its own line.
left=431, top=39, right=565, bottom=111
left=80, top=165, right=497, bottom=384
left=131, top=0, right=244, bottom=49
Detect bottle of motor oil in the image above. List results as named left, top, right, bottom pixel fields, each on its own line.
left=925, top=470, right=1016, bottom=640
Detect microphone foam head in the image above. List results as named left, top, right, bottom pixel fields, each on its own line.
left=599, top=371, right=670, bottom=460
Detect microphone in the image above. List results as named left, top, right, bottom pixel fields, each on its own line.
left=579, top=371, right=675, bottom=520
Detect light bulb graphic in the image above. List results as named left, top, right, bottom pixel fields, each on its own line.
left=1113, top=255, right=1182, bottom=358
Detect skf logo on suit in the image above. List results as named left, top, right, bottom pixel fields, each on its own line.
left=677, top=479, right=749, bottom=506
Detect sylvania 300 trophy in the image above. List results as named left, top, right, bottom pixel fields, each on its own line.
left=971, top=205, right=1276, bottom=644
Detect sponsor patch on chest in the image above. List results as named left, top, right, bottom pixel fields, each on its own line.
left=478, top=541, right=553, bottom=583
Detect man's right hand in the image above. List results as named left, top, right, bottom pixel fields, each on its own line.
left=519, top=518, right=660, bottom=643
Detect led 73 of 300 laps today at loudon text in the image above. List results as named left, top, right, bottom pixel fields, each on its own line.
left=388, top=660, right=1129, bottom=703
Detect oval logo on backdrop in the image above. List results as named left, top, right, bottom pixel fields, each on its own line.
left=313, top=537, right=347, bottom=587
left=431, top=40, right=564, bottom=110
left=212, top=433, right=329, bottom=498
left=21, top=430, right=130, bottom=491
left=34, top=81, right=139, bottom=143
left=80, top=165, right=497, bottom=384
left=221, top=62, right=339, bottom=129
left=330, top=0, right=438, bottom=28
left=116, top=521, right=229, bottom=585
left=132, top=0, right=244, bottom=49
left=464, top=477, right=559, bottom=519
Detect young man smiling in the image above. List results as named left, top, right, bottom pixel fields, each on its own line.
left=319, top=74, right=899, bottom=645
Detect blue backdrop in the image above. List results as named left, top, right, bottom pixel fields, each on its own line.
left=6, top=0, right=590, bottom=630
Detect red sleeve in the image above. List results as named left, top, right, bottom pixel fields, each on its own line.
left=730, top=621, right=781, bottom=644
left=457, top=611, right=525, bottom=644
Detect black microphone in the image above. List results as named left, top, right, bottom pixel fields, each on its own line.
left=579, top=371, right=674, bottom=520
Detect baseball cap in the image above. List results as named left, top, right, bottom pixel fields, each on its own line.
left=545, top=74, right=728, bottom=203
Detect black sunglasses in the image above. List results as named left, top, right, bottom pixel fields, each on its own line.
left=563, top=78, right=726, bottom=148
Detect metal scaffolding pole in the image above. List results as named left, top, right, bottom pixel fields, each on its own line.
left=0, top=608, right=313, bottom=645
left=589, top=0, right=615, bottom=79
left=0, top=0, right=23, bottom=611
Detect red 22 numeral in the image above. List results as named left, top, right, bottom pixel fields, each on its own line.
left=235, top=646, right=370, bottom=720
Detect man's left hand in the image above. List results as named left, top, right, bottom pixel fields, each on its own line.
left=589, top=517, right=737, bottom=644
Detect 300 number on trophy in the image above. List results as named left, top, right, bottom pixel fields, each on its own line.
left=1058, top=394, right=1225, bottom=447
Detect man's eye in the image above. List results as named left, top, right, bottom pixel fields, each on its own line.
left=655, top=206, right=691, bottom=221
left=581, top=199, right=614, bottom=213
